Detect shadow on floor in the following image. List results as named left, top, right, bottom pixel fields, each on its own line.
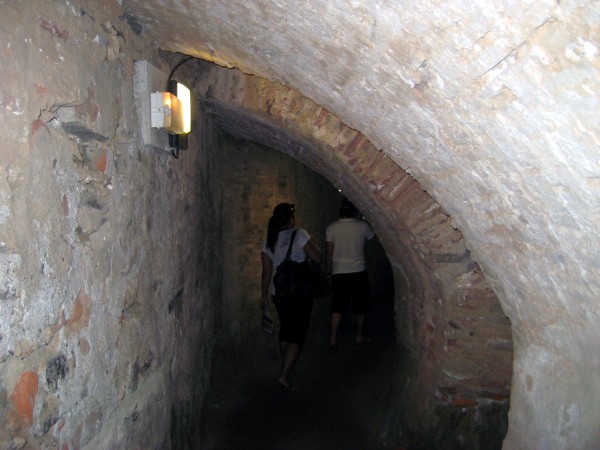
left=201, top=294, right=410, bottom=450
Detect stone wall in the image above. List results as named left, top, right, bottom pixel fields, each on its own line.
left=1, top=1, right=518, bottom=447
left=124, top=1, right=600, bottom=447
left=0, top=2, right=222, bottom=448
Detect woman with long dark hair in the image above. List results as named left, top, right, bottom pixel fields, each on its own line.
left=260, top=202, right=321, bottom=389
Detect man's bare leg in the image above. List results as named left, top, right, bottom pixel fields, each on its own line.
left=330, top=312, right=342, bottom=347
left=355, top=315, right=367, bottom=344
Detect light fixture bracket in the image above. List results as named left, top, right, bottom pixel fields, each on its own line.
left=133, top=59, right=192, bottom=157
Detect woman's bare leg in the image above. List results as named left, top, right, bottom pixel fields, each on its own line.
left=278, top=342, right=301, bottom=387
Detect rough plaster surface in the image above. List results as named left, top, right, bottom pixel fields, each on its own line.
left=123, top=1, right=600, bottom=448
left=0, top=0, right=597, bottom=447
left=0, top=2, right=222, bottom=448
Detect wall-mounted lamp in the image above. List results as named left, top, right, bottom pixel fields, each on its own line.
left=134, top=57, right=193, bottom=158
left=150, top=87, right=190, bottom=134
left=150, top=80, right=191, bottom=157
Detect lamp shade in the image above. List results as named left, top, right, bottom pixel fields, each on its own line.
left=175, top=83, right=191, bottom=134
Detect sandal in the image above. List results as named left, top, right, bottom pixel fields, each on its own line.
left=277, top=382, right=297, bottom=391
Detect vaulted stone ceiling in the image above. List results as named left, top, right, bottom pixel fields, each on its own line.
left=124, top=1, right=599, bottom=447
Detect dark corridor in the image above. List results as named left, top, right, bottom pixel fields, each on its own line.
left=201, top=279, right=399, bottom=450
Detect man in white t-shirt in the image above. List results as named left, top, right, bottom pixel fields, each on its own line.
left=325, top=198, right=375, bottom=349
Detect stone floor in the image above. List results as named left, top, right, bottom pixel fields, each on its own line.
left=201, top=296, right=408, bottom=450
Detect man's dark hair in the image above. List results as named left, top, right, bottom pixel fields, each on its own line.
left=340, top=198, right=357, bottom=218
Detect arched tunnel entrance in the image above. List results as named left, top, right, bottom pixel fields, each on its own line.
left=3, top=3, right=597, bottom=448
left=206, top=133, right=398, bottom=449
left=170, top=55, right=513, bottom=448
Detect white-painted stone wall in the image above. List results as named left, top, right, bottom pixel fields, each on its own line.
left=1, top=0, right=598, bottom=447
left=0, top=2, right=223, bottom=448
left=124, top=1, right=600, bottom=448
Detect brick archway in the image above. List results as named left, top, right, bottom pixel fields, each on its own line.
left=191, top=61, right=513, bottom=439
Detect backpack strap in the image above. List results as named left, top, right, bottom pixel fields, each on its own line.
left=284, top=230, right=298, bottom=261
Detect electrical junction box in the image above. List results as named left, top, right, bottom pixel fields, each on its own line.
left=150, top=91, right=186, bottom=135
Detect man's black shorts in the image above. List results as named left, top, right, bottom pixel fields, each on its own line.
left=331, top=271, right=371, bottom=315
